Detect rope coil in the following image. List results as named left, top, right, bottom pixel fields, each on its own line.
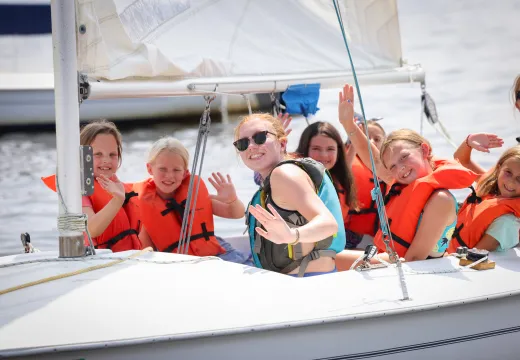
left=57, top=213, right=87, bottom=233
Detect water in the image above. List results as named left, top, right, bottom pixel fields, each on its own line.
left=1, top=0, right=519, bottom=256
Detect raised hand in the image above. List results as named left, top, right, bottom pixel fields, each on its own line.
left=338, top=84, right=356, bottom=129
left=278, top=113, right=293, bottom=136
left=208, top=172, right=237, bottom=204
left=97, top=174, right=125, bottom=202
left=248, top=204, right=295, bottom=245
left=467, top=133, right=504, bottom=153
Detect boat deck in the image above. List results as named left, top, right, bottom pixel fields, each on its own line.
left=1, top=246, right=520, bottom=355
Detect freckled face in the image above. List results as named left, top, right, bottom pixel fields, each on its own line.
left=382, top=141, right=431, bottom=184
left=497, top=157, right=520, bottom=198
left=236, top=119, right=285, bottom=177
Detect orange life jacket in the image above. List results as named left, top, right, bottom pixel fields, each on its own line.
left=332, top=178, right=350, bottom=224
left=373, top=159, right=477, bottom=258
left=447, top=189, right=520, bottom=252
left=132, top=175, right=225, bottom=256
left=41, top=174, right=142, bottom=252
left=346, top=155, right=387, bottom=236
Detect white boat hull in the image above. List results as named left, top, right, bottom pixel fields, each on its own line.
left=10, top=295, right=520, bottom=360
left=1, top=245, right=520, bottom=359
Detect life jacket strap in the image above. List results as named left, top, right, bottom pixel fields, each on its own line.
left=291, top=249, right=337, bottom=277
left=161, top=198, right=186, bottom=217
left=96, top=228, right=139, bottom=249
left=384, top=183, right=403, bottom=204
left=466, top=186, right=482, bottom=205
left=162, top=222, right=215, bottom=253
left=348, top=208, right=378, bottom=215
left=390, top=231, right=411, bottom=249
left=123, top=191, right=138, bottom=206
left=451, top=223, right=467, bottom=248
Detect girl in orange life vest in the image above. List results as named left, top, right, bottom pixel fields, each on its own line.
left=335, top=84, right=477, bottom=270
left=294, top=121, right=358, bottom=241
left=77, top=120, right=141, bottom=251
left=344, top=117, right=387, bottom=247
left=136, top=137, right=250, bottom=262
left=448, top=133, right=520, bottom=252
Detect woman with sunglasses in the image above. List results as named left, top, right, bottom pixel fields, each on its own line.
left=234, top=113, right=346, bottom=277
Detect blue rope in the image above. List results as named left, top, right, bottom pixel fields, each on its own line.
left=332, top=0, right=391, bottom=240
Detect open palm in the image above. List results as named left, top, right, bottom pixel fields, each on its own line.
left=97, top=174, right=125, bottom=202
left=338, top=84, right=356, bottom=128
left=467, top=133, right=504, bottom=153
left=208, top=172, right=237, bottom=204
left=248, top=204, right=294, bottom=244
left=278, top=112, right=293, bottom=136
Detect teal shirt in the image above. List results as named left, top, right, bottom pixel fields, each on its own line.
left=485, top=214, right=520, bottom=251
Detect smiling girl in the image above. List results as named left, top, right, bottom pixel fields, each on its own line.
left=236, top=113, right=345, bottom=277
left=42, top=120, right=142, bottom=252
left=294, top=121, right=358, bottom=238
left=335, top=85, right=477, bottom=269
left=448, top=133, right=520, bottom=252
left=134, top=137, right=246, bottom=259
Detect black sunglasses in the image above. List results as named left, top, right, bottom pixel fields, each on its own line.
left=233, top=130, right=276, bottom=152
left=516, top=91, right=520, bottom=101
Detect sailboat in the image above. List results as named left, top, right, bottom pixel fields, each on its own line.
left=1, top=1, right=520, bottom=359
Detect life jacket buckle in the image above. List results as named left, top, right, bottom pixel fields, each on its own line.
left=308, top=250, right=321, bottom=261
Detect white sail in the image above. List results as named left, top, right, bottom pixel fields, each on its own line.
left=76, top=0, right=406, bottom=82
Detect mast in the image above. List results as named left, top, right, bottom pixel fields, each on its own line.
left=50, top=0, right=84, bottom=257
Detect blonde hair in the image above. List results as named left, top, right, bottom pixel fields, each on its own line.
left=234, top=113, right=288, bottom=153
left=513, top=75, right=520, bottom=106
left=477, top=145, right=520, bottom=197
left=366, top=120, right=386, bottom=136
left=380, top=129, right=433, bottom=168
left=80, top=119, right=123, bottom=166
left=147, top=137, right=189, bottom=169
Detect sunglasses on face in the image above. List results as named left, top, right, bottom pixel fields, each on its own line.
left=233, top=130, right=276, bottom=152
left=516, top=91, right=520, bottom=101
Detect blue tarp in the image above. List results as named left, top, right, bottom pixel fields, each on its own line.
left=282, top=84, right=320, bottom=117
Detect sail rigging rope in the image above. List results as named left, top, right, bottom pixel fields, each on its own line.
left=332, top=0, right=409, bottom=300
left=0, top=253, right=221, bottom=270
left=178, top=95, right=214, bottom=255
left=0, top=247, right=153, bottom=296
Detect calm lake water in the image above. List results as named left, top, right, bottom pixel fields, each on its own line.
left=1, top=0, right=519, bottom=256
